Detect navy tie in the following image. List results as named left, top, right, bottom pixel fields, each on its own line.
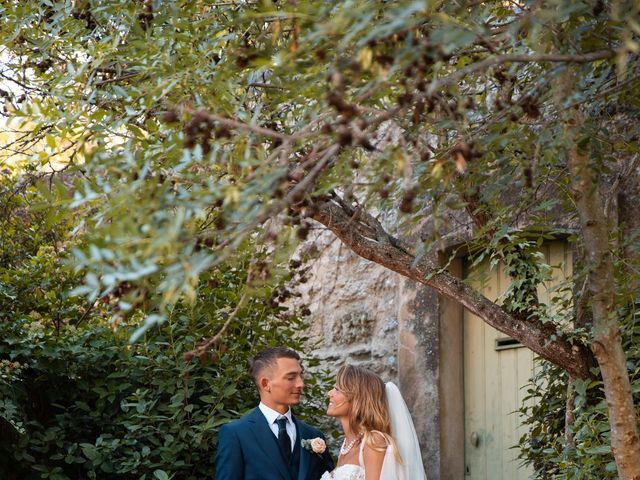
left=276, top=416, right=291, bottom=460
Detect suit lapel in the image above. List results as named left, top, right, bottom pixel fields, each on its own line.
left=294, top=417, right=309, bottom=480
left=248, top=408, right=292, bottom=480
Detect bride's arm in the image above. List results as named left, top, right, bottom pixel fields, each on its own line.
left=362, top=432, right=387, bottom=480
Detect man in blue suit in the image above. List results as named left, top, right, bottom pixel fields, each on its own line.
left=215, top=347, right=334, bottom=480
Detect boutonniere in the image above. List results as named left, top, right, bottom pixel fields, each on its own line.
left=301, top=437, right=326, bottom=456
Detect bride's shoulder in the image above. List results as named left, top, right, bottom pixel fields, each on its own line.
left=367, top=430, right=391, bottom=448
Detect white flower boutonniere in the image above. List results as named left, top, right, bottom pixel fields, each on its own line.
left=301, top=437, right=326, bottom=456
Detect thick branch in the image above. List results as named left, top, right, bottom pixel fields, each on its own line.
left=312, top=199, right=591, bottom=379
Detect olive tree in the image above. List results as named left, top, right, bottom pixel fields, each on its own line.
left=1, top=0, right=639, bottom=476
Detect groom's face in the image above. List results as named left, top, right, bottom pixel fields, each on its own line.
left=261, top=357, right=304, bottom=411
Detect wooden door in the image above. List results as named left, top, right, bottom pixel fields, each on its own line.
left=463, top=241, right=572, bottom=479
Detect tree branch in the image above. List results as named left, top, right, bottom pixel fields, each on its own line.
left=312, top=198, right=592, bottom=379
left=183, top=290, right=248, bottom=362
left=206, top=113, right=296, bottom=141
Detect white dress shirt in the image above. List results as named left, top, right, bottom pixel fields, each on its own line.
left=259, top=402, right=296, bottom=451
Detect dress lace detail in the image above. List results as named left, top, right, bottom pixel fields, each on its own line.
left=319, top=441, right=365, bottom=480
left=319, top=463, right=364, bottom=480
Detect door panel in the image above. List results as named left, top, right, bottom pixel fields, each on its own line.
left=464, top=241, right=571, bottom=479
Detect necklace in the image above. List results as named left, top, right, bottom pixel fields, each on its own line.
left=340, top=433, right=363, bottom=455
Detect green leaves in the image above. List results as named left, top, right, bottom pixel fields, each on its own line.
left=1, top=1, right=640, bottom=474
left=154, top=470, right=170, bottom=480
left=0, top=171, right=332, bottom=478
left=0, top=260, right=329, bottom=478
left=518, top=310, right=640, bottom=479
left=2, top=0, right=637, bottom=331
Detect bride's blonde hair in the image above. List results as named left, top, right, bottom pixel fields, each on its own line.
left=335, top=364, right=402, bottom=463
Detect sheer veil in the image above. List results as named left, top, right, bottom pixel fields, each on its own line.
left=384, top=382, right=427, bottom=480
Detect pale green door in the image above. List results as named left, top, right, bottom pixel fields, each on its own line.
left=463, top=241, right=572, bottom=479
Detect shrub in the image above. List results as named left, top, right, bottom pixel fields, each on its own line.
left=0, top=176, right=332, bottom=479
left=1, top=263, right=331, bottom=480
left=518, top=302, right=640, bottom=478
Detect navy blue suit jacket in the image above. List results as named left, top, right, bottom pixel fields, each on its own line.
left=215, top=408, right=334, bottom=480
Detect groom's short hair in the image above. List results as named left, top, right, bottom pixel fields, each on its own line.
left=250, top=347, right=300, bottom=387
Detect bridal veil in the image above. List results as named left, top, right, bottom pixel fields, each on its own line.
left=382, top=382, right=427, bottom=480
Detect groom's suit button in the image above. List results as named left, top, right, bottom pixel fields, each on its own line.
left=276, top=416, right=292, bottom=460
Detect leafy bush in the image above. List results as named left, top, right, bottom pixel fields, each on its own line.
left=518, top=303, right=640, bottom=478
left=1, top=263, right=331, bottom=480
left=0, top=177, right=333, bottom=480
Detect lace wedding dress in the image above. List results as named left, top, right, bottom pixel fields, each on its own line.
left=319, top=441, right=366, bottom=480
left=319, top=462, right=364, bottom=480
left=319, top=442, right=398, bottom=480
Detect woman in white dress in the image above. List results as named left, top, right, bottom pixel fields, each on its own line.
left=320, top=365, right=426, bottom=480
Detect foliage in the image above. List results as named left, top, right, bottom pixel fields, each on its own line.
left=1, top=0, right=637, bottom=318
left=518, top=301, right=640, bottom=478
left=0, top=311, right=329, bottom=480
left=1, top=0, right=640, bottom=475
left=0, top=176, right=332, bottom=480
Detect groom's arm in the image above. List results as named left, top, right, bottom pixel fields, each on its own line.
left=320, top=433, right=334, bottom=472
left=321, top=448, right=334, bottom=473
left=312, top=429, right=334, bottom=473
left=215, top=423, right=244, bottom=480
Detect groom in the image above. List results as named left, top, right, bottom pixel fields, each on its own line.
left=215, top=347, right=334, bottom=480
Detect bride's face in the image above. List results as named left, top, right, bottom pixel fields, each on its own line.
left=327, top=385, right=350, bottom=417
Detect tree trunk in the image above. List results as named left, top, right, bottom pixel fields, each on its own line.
left=568, top=145, right=640, bottom=479
left=311, top=198, right=592, bottom=379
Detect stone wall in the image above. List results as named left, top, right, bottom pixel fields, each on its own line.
left=294, top=227, right=450, bottom=479
left=397, top=277, right=442, bottom=478
left=296, top=228, right=400, bottom=380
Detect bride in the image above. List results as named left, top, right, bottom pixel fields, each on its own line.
left=321, top=364, right=426, bottom=480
